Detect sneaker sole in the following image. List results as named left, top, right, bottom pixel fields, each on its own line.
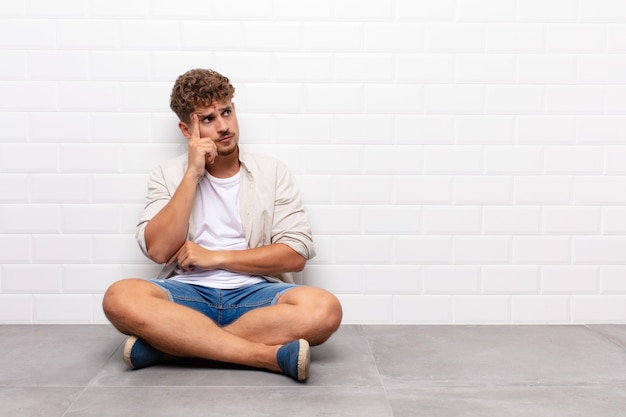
left=298, top=339, right=311, bottom=381
left=122, top=335, right=138, bottom=369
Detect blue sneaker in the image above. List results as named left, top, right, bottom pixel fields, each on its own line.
left=123, top=336, right=167, bottom=369
left=276, top=339, right=310, bottom=381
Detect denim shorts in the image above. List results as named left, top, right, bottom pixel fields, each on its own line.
left=150, top=279, right=297, bottom=326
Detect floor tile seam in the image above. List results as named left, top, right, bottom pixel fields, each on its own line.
left=84, top=338, right=126, bottom=388
left=360, top=325, right=396, bottom=417
left=381, top=381, right=626, bottom=390
left=584, top=325, right=626, bottom=351
left=360, top=324, right=386, bottom=383
left=81, top=384, right=371, bottom=389
left=59, top=385, right=90, bottom=417
left=0, top=384, right=87, bottom=388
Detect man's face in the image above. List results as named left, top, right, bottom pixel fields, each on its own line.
left=182, top=99, right=240, bottom=157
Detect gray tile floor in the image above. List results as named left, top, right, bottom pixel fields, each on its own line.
left=1, top=324, right=626, bottom=416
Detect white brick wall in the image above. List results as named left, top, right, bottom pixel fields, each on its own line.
left=1, top=0, right=625, bottom=324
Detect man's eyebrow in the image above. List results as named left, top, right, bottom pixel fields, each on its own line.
left=195, top=106, right=230, bottom=118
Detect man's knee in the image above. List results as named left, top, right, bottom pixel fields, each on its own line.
left=102, top=280, right=133, bottom=325
left=318, top=292, right=342, bottom=329
left=295, top=288, right=343, bottom=345
left=102, top=279, right=162, bottom=329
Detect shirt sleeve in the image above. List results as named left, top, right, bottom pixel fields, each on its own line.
left=135, top=163, right=174, bottom=259
left=270, top=161, right=316, bottom=261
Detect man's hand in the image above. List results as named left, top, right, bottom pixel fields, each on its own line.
left=168, top=241, right=222, bottom=273
left=186, top=114, right=218, bottom=180
left=166, top=242, right=306, bottom=276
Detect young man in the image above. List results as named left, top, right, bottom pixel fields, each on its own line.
left=103, top=69, right=342, bottom=381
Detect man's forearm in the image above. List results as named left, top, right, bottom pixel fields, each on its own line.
left=218, top=244, right=307, bottom=276
left=174, top=242, right=306, bottom=276
left=144, top=174, right=198, bottom=263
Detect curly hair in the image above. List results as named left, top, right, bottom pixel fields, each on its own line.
left=169, top=69, right=235, bottom=123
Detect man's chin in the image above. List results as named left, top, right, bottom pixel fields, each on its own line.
left=217, top=144, right=238, bottom=157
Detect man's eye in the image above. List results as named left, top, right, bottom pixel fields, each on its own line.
left=202, top=117, right=213, bottom=123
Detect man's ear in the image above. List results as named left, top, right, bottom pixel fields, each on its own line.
left=178, top=120, right=191, bottom=139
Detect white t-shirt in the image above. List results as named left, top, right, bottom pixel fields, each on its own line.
left=170, top=170, right=265, bottom=289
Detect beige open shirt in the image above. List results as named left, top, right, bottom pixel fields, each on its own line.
left=136, top=149, right=316, bottom=284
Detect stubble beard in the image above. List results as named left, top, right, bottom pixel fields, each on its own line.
left=216, top=134, right=238, bottom=157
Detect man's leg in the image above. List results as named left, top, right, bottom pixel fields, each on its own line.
left=102, top=279, right=282, bottom=372
left=224, top=286, right=343, bottom=346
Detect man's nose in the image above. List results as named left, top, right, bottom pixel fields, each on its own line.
left=215, top=116, right=227, bottom=132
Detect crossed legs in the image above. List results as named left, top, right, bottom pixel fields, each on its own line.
left=102, top=279, right=342, bottom=374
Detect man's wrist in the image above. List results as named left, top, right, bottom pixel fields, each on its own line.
left=213, top=250, right=229, bottom=270
left=183, top=169, right=204, bottom=183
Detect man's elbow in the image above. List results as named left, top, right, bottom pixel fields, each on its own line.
left=147, top=245, right=170, bottom=265
left=292, top=254, right=307, bottom=272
